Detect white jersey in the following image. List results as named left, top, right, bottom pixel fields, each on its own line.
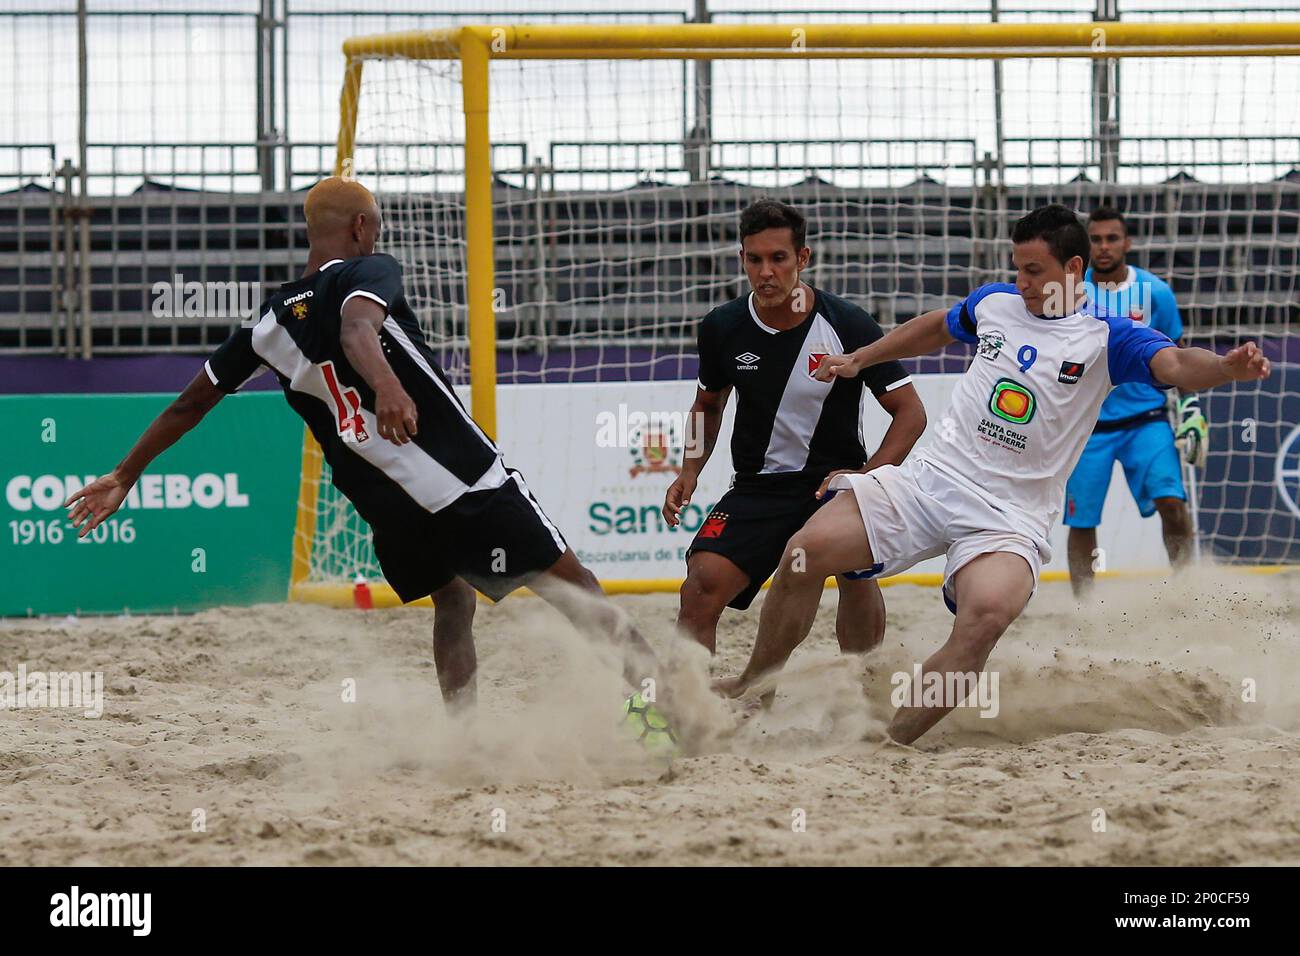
left=919, top=282, right=1176, bottom=539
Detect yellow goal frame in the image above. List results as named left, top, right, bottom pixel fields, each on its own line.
left=289, top=21, right=1300, bottom=605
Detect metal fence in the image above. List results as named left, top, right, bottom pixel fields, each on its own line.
left=2, top=0, right=1299, bottom=354
left=4, top=140, right=1296, bottom=353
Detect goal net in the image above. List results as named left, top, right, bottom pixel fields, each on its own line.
left=292, top=22, right=1300, bottom=605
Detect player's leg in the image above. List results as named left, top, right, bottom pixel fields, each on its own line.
left=1067, top=526, right=1099, bottom=597
left=676, top=551, right=750, bottom=654
left=444, top=468, right=664, bottom=690
left=723, top=492, right=874, bottom=694
left=1120, top=420, right=1194, bottom=570
left=834, top=574, right=885, bottom=654
left=371, top=520, right=479, bottom=707
left=1154, top=497, right=1194, bottom=568
left=887, top=550, right=1034, bottom=745
left=679, top=480, right=821, bottom=654
left=529, top=548, right=661, bottom=690
left=430, top=577, right=478, bottom=711
left=1063, top=431, right=1115, bottom=597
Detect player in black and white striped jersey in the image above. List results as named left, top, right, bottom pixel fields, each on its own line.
left=663, top=199, right=927, bottom=657
left=64, top=177, right=665, bottom=716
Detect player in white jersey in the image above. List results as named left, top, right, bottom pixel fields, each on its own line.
left=715, top=204, right=1271, bottom=744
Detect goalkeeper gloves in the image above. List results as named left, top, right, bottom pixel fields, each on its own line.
left=1175, top=394, right=1208, bottom=469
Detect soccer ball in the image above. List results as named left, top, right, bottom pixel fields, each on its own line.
left=620, top=692, right=680, bottom=758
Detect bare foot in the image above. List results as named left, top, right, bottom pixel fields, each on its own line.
left=710, top=674, right=747, bottom=698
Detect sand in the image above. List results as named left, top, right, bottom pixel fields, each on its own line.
left=2, top=569, right=1298, bottom=866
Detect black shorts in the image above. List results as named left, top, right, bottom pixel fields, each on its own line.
left=686, top=472, right=837, bottom=610
left=371, top=467, right=567, bottom=603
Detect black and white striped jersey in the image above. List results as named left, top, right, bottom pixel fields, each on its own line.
left=697, top=287, right=911, bottom=478
left=204, top=254, right=504, bottom=529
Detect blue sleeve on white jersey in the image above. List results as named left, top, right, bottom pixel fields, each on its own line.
left=1150, top=278, right=1184, bottom=342
left=1104, top=313, right=1176, bottom=387
left=944, top=300, right=977, bottom=344
left=945, top=282, right=1018, bottom=345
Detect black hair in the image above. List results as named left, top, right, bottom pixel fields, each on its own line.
left=739, top=198, right=807, bottom=251
left=1010, top=203, right=1090, bottom=268
left=1087, top=205, right=1130, bottom=237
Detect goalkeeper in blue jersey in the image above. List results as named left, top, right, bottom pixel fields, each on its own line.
left=1064, top=206, right=1206, bottom=595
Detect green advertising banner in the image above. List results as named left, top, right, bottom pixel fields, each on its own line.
left=1, top=393, right=302, bottom=616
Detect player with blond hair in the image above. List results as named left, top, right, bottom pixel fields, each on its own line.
left=66, top=177, right=668, bottom=718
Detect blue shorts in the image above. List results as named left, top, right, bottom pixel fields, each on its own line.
left=1064, top=419, right=1186, bottom=528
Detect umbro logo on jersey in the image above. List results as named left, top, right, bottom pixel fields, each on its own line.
left=283, top=289, right=314, bottom=306
left=1058, top=360, right=1086, bottom=385
left=735, top=352, right=760, bottom=370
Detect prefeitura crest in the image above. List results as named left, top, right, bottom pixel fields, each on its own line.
left=628, top=422, right=683, bottom=478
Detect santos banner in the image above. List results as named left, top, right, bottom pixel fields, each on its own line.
left=7, top=370, right=1290, bottom=616
left=2, top=393, right=301, bottom=615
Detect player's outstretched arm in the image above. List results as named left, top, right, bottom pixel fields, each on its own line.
left=813, top=308, right=952, bottom=382
left=1149, top=340, right=1271, bottom=391
left=663, top=385, right=730, bottom=527
left=63, top=369, right=226, bottom=538
left=339, top=296, right=419, bottom=446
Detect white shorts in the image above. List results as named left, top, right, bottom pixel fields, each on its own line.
left=829, top=455, right=1049, bottom=613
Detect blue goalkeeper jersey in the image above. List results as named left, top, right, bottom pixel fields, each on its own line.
left=1084, top=265, right=1183, bottom=424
